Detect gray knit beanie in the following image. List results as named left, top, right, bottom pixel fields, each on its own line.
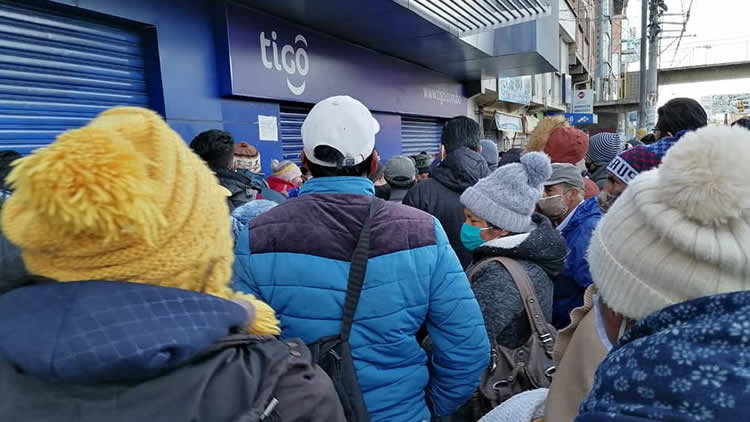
left=587, top=133, right=623, bottom=165
left=460, top=152, right=552, bottom=232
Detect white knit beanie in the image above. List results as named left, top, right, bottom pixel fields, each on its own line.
left=460, top=152, right=551, bottom=233
left=589, top=126, right=750, bottom=321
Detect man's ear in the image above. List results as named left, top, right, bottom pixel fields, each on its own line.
left=301, top=152, right=310, bottom=168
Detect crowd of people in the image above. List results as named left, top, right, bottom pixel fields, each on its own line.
left=1, top=94, right=750, bottom=422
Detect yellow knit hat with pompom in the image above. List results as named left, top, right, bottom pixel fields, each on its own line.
left=2, top=107, right=279, bottom=336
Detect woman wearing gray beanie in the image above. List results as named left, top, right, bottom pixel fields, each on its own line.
left=454, top=152, right=568, bottom=418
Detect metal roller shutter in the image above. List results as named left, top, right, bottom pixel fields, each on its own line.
left=279, top=106, right=310, bottom=165
left=401, top=116, right=444, bottom=156
left=0, top=1, right=150, bottom=153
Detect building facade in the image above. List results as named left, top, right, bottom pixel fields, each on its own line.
left=0, top=0, right=558, bottom=173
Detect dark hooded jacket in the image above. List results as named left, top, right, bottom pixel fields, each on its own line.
left=212, top=167, right=258, bottom=210
left=1, top=151, right=20, bottom=199
left=0, top=281, right=345, bottom=422
left=468, top=214, right=568, bottom=348
left=0, top=198, right=28, bottom=294
left=403, top=147, right=490, bottom=268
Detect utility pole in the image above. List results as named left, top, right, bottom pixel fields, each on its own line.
left=638, top=0, right=649, bottom=131
left=646, top=0, right=661, bottom=129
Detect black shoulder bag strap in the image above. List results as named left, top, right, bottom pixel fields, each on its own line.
left=340, top=198, right=383, bottom=341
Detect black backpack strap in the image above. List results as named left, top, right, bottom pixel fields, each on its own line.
left=340, top=198, right=382, bottom=341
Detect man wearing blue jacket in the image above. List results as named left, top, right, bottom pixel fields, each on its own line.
left=233, top=95, right=490, bottom=422
left=538, top=164, right=602, bottom=329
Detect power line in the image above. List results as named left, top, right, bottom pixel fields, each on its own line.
left=670, top=0, right=694, bottom=65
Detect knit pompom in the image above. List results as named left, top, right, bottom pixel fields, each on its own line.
left=271, top=159, right=281, bottom=170
left=6, top=126, right=166, bottom=245
left=521, top=151, right=552, bottom=186
left=231, top=292, right=281, bottom=335
left=659, top=126, right=750, bottom=225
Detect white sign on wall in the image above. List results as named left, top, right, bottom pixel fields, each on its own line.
left=258, top=115, right=279, bottom=141
left=498, top=76, right=533, bottom=106
left=495, top=112, right=524, bottom=132
left=571, top=89, right=595, bottom=114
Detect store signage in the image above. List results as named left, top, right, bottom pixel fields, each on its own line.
left=221, top=2, right=467, bottom=117
left=572, top=89, right=595, bottom=114
left=259, top=32, right=309, bottom=95
left=564, top=112, right=596, bottom=126
left=701, top=94, right=749, bottom=115
left=495, top=112, right=523, bottom=132
left=498, top=76, right=532, bottom=106
left=546, top=112, right=596, bottom=126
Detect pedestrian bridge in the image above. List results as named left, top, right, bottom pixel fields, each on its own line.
left=659, top=60, right=750, bottom=85
left=594, top=61, right=750, bottom=114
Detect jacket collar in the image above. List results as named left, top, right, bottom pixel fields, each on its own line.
left=300, top=176, right=375, bottom=196
left=561, top=198, right=601, bottom=234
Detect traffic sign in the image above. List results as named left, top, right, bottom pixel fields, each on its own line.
left=572, top=90, right=595, bottom=114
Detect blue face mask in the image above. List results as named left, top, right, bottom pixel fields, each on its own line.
left=461, top=223, right=490, bottom=251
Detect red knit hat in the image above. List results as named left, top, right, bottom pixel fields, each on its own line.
left=544, top=127, right=589, bottom=164
left=233, top=142, right=258, bottom=158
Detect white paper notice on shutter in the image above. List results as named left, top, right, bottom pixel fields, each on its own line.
left=258, top=115, right=279, bottom=141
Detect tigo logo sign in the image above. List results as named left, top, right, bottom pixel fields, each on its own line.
left=260, top=31, right=309, bottom=95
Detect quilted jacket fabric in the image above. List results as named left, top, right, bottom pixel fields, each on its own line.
left=0, top=281, right=248, bottom=383
left=233, top=176, right=490, bottom=422
left=0, top=281, right=345, bottom=422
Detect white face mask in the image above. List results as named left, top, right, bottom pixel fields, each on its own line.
left=593, top=294, right=630, bottom=352
left=593, top=295, right=614, bottom=352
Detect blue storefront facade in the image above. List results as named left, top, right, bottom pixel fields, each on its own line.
left=0, top=0, right=560, bottom=175
left=0, top=0, right=474, bottom=175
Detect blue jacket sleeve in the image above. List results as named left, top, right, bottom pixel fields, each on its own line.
left=570, top=219, right=597, bottom=289
left=425, top=218, right=490, bottom=416
left=231, top=225, right=263, bottom=298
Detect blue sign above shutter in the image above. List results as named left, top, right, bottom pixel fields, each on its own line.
left=0, top=1, right=150, bottom=153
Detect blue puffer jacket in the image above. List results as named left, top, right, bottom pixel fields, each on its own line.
left=552, top=198, right=601, bottom=329
left=233, top=176, right=490, bottom=422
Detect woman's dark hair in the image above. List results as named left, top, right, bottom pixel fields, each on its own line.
left=654, top=98, right=708, bottom=136
left=732, top=117, right=750, bottom=130
left=307, top=145, right=373, bottom=178
left=189, top=129, right=235, bottom=169
left=441, top=116, right=481, bottom=154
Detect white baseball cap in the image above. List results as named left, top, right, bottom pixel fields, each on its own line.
left=302, top=96, right=380, bottom=167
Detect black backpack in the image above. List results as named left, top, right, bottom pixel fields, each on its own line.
left=0, top=334, right=347, bottom=422
left=307, top=198, right=382, bottom=422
